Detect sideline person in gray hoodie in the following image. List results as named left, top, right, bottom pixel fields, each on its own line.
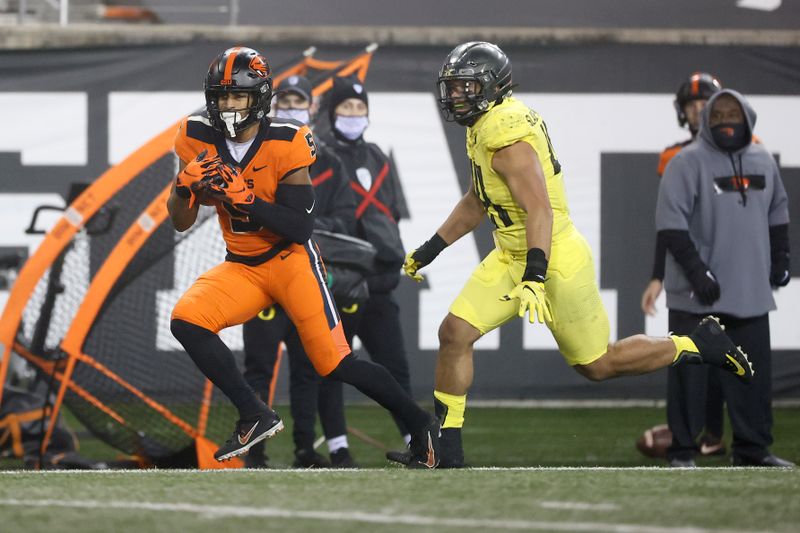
left=656, top=89, right=793, bottom=468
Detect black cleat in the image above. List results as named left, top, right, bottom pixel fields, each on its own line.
left=243, top=440, right=269, bottom=468
left=386, top=416, right=442, bottom=469
left=407, top=415, right=441, bottom=469
left=685, top=316, right=754, bottom=383
left=386, top=449, right=413, bottom=466
left=330, top=448, right=359, bottom=468
left=732, top=454, right=795, bottom=468
left=293, top=448, right=331, bottom=469
left=438, top=428, right=467, bottom=468
left=668, top=457, right=697, bottom=468
left=214, top=409, right=283, bottom=462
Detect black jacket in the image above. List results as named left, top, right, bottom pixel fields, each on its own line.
left=324, top=132, right=408, bottom=294
left=310, top=142, right=357, bottom=235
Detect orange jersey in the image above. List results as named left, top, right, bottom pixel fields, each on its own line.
left=657, top=140, right=691, bottom=177
left=174, top=114, right=316, bottom=256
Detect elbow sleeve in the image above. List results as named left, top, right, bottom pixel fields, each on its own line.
left=242, top=185, right=315, bottom=244
left=659, top=229, right=707, bottom=275
left=650, top=232, right=667, bottom=281
left=769, top=223, right=790, bottom=259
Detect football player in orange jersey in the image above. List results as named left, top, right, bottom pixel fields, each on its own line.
left=166, top=46, right=440, bottom=467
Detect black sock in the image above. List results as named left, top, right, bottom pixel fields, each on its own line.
left=170, top=319, right=267, bottom=420
left=328, top=354, right=429, bottom=433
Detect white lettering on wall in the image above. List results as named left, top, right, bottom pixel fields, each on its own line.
left=108, top=92, right=203, bottom=164
left=0, top=93, right=87, bottom=165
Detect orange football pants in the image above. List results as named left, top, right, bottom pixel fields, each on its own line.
left=171, top=241, right=350, bottom=376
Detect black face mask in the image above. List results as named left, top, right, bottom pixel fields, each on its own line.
left=711, top=122, right=749, bottom=152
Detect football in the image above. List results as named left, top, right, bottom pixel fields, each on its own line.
left=191, top=178, right=221, bottom=206
left=195, top=190, right=219, bottom=207
left=635, top=424, right=672, bottom=459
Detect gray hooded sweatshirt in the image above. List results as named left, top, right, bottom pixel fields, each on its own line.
left=656, top=89, right=789, bottom=318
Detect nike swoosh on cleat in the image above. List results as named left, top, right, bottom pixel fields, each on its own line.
left=725, top=353, right=746, bottom=376
left=238, top=420, right=259, bottom=445
left=424, top=432, right=436, bottom=468
left=700, top=442, right=724, bottom=455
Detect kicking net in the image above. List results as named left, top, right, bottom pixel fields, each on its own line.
left=10, top=146, right=241, bottom=466
left=67, top=202, right=235, bottom=464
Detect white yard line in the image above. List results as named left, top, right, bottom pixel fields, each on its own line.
left=0, top=466, right=786, bottom=474
left=539, top=501, right=620, bottom=511
left=0, top=498, right=773, bottom=533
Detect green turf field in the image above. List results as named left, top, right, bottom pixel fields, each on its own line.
left=1, top=406, right=798, bottom=532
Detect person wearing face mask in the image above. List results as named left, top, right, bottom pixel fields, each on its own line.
left=638, top=72, right=729, bottom=462
left=656, top=89, right=793, bottom=468
left=323, top=76, right=415, bottom=446
left=240, top=75, right=363, bottom=468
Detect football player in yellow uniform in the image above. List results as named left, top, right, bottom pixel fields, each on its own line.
left=401, top=42, right=754, bottom=467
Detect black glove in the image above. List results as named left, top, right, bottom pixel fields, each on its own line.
left=687, top=267, right=720, bottom=305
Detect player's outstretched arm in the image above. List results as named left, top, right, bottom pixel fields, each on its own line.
left=494, top=141, right=554, bottom=324
left=167, top=159, right=200, bottom=232
left=403, top=184, right=484, bottom=282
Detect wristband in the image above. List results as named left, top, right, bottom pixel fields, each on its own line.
left=424, top=233, right=448, bottom=257
left=522, top=248, right=548, bottom=283
left=414, top=233, right=448, bottom=265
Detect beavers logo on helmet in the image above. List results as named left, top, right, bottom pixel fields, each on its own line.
left=249, top=55, right=270, bottom=78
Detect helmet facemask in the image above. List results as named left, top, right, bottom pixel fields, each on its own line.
left=437, top=76, right=491, bottom=126
left=206, top=85, right=270, bottom=138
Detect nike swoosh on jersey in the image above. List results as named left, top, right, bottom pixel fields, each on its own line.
left=305, top=199, right=315, bottom=214
left=238, top=420, right=259, bottom=445
left=253, top=164, right=268, bottom=172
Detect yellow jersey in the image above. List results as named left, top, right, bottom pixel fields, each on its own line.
left=466, top=96, right=573, bottom=256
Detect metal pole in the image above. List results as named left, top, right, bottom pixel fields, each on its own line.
left=60, top=0, right=69, bottom=26
left=18, top=0, right=26, bottom=24
left=229, top=0, right=239, bottom=26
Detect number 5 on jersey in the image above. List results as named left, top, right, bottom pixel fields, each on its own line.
left=305, top=132, right=317, bottom=158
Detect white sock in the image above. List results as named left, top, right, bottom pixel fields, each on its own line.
left=327, top=435, right=349, bottom=453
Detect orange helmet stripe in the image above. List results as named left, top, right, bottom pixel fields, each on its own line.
left=222, top=46, right=242, bottom=85
left=690, top=73, right=700, bottom=96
